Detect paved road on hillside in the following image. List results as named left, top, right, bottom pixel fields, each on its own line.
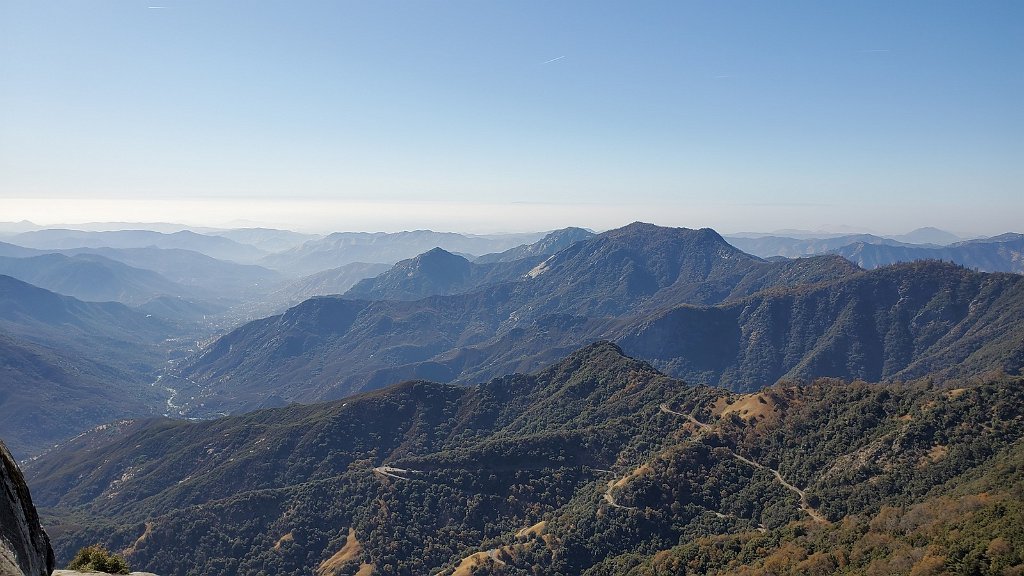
left=372, top=465, right=411, bottom=481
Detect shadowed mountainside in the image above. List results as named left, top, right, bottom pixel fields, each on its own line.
left=174, top=224, right=861, bottom=414
left=343, top=247, right=543, bottom=301
left=0, top=254, right=190, bottom=306
left=259, top=230, right=546, bottom=276
left=0, top=276, right=171, bottom=458
left=617, top=260, right=1024, bottom=390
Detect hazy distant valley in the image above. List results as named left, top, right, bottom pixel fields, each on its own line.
left=1, top=221, right=1023, bottom=576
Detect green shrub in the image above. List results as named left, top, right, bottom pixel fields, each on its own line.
left=67, top=544, right=130, bottom=574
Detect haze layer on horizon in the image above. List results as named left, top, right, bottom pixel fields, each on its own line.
left=0, top=197, right=1017, bottom=237
left=1, top=2, right=1021, bottom=236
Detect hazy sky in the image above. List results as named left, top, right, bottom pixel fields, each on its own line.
left=1, top=1, right=1021, bottom=234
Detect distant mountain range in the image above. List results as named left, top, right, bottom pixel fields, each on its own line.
left=8, top=229, right=268, bottom=264
left=0, top=253, right=191, bottom=306
left=26, top=342, right=1024, bottom=575
left=726, top=226, right=963, bottom=244
left=725, top=230, right=1024, bottom=274
left=5, top=219, right=1024, bottom=575
left=343, top=247, right=543, bottom=301
left=725, top=233, right=914, bottom=258
left=208, top=228, right=320, bottom=253
left=244, top=262, right=395, bottom=318
left=258, top=230, right=547, bottom=275
left=834, top=234, right=1024, bottom=273
left=168, top=223, right=1024, bottom=417
left=474, top=227, right=595, bottom=264
left=3, top=222, right=1022, bottom=456
left=169, top=224, right=865, bottom=414
left=0, top=242, right=284, bottom=324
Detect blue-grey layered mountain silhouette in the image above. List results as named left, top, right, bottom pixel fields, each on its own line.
left=0, top=275, right=171, bottom=457
left=343, top=247, right=544, bottom=301
left=208, top=227, right=319, bottom=253
left=616, top=261, right=1024, bottom=390
left=0, top=274, right=172, bottom=349
left=0, top=243, right=283, bottom=307
left=0, top=241, right=40, bottom=258
left=888, top=226, right=962, bottom=245
left=258, top=230, right=546, bottom=275
left=246, top=262, right=393, bottom=318
left=55, top=246, right=285, bottom=300
left=725, top=234, right=910, bottom=258
left=173, top=223, right=863, bottom=414
left=8, top=229, right=267, bottom=264
left=833, top=234, right=1024, bottom=273
left=0, top=253, right=190, bottom=305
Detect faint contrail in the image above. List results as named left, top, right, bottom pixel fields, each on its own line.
left=541, top=55, right=566, bottom=65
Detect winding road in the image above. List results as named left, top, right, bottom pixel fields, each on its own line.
left=659, top=403, right=828, bottom=524
left=602, top=477, right=638, bottom=510
left=373, top=402, right=825, bottom=530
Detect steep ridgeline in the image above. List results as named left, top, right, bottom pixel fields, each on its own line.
left=0, top=276, right=171, bottom=458
left=27, top=343, right=1024, bottom=575
left=1, top=440, right=53, bottom=576
left=510, top=223, right=859, bottom=316
left=175, top=224, right=858, bottom=414
left=833, top=234, right=1024, bottom=273
left=617, top=261, right=1024, bottom=391
left=474, top=227, right=596, bottom=264
left=343, top=248, right=543, bottom=301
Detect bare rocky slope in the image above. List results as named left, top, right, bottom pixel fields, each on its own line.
left=1, top=440, right=52, bottom=576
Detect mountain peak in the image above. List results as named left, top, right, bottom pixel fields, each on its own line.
left=415, top=246, right=466, bottom=263
left=602, top=222, right=733, bottom=248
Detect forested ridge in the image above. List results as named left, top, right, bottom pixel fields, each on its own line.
left=27, top=342, right=1024, bottom=575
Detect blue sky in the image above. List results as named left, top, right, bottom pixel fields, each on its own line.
left=1, top=1, right=1021, bottom=234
